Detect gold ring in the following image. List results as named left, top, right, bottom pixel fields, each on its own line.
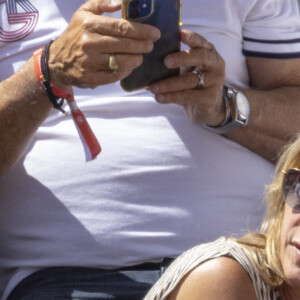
left=108, top=54, right=118, bottom=73
left=192, top=69, right=205, bottom=88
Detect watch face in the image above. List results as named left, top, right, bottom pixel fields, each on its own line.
left=236, top=93, right=250, bottom=118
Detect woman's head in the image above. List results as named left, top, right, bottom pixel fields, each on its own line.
left=236, top=135, right=300, bottom=287
left=262, top=135, right=300, bottom=285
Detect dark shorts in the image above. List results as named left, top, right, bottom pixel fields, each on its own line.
left=7, top=259, right=173, bottom=300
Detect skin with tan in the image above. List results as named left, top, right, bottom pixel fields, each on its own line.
left=1, top=0, right=300, bottom=176
left=1, top=1, right=300, bottom=298
left=0, top=0, right=160, bottom=176
left=149, top=32, right=300, bottom=163
left=165, top=203, right=300, bottom=300
left=165, top=256, right=257, bottom=300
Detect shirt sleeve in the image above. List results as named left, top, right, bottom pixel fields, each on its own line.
left=242, top=0, right=300, bottom=58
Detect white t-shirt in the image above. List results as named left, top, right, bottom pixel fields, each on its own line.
left=1, top=0, right=300, bottom=298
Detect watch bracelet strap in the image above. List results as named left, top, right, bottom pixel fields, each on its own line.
left=216, top=92, right=231, bottom=127
left=202, top=87, right=231, bottom=132
left=202, top=118, right=245, bottom=134
left=201, top=84, right=250, bottom=134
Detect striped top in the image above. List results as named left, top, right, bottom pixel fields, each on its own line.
left=144, top=237, right=281, bottom=300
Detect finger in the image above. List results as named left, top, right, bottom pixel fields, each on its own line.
left=153, top=88, right=221, bottom=108
left=72, top=67, right=133, bottom=88
left=80, top=0, right=122, bottom=15
left=181, top=30, right=214, bottom=50
left=153, top=87, right=225, bottom=126
left=77, top=70, right=130, bottom=88
left=150, top=70, right=220, bottom=95
left=164, top=48, right=221, bottom=71
left=149, top=73, right=202, bottom=94
left=79, top=0, right=160, bottom=40
left=84, top=15, right=161, bottom=41
left=69, top=53, right=143, bottom=87
left=88, top=33, right=154, bottom=54
left=83, top=53, right=143, bottom=73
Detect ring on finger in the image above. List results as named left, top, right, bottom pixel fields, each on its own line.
left=192, top=69, right=205, bottom=89
left=108, top=54, right=118, bottom=73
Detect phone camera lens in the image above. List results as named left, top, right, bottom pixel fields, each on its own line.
left=130, top=0, right=140, bottom=8
left=130, top=8, right=139, bottom=19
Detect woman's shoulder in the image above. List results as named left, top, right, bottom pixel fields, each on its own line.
left=165, top=256, right=257, bottom=300
left=144, top=237, right=272, bottom=300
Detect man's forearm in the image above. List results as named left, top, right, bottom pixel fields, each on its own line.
left=226, top=86, right=300, bottom=163
left=0, top=57, right=52, bottom=176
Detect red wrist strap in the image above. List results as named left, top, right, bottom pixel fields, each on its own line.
left=33, top=47, right=101, bottom=161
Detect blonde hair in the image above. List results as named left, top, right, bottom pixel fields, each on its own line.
left=233, top=135, right=300, bottom=287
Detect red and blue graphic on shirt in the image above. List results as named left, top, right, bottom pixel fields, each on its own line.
left=0, top=0, right=38, bottom=42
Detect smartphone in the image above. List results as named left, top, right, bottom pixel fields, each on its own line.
left=121, top=0, right=182, bottom=92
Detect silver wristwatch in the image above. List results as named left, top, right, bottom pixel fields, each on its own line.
left=202, top=83, right=250, bottom=134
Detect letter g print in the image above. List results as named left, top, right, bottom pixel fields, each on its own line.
left=0, top=0, right=38, bottom=42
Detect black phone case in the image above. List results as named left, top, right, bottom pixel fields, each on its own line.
left=121, top=0, right=181, bottom=92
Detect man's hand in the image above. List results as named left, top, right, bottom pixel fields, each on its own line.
left=149, top=30, right=226, bottom=127
left=48, top=0, right=161, bottom=89
left=0, top=0, right=161, bottom=175
left=148, top=30, right=300, bottom=163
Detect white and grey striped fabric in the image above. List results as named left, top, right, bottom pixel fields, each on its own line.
left=144, top=237, right=281, bottom=300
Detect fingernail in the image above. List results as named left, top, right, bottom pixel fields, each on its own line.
left=164, top=56, right=174, bottom=68
left=182, top=30, right=192, bottom=41
left=110, top=0, right=122, bottom=5
left=151, top=29, right=161, bottom=41
left=156, top=94, right=164, bottom=102
left=150, top=85, right=159, bottom=94
left=147, top=42, right=154, bottom=53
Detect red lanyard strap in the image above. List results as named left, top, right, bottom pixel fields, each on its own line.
left=33, top=42, right=101, bottom=161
